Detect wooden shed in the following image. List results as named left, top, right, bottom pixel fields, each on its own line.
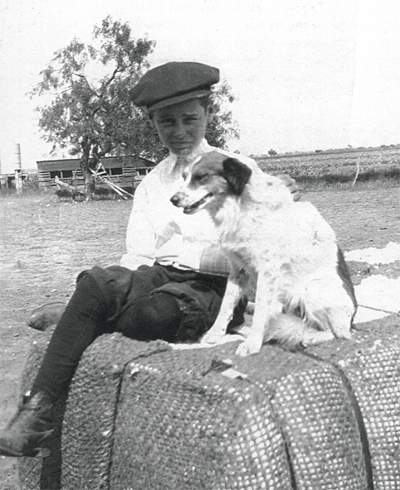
left=36, top=155, right=156, bottom=189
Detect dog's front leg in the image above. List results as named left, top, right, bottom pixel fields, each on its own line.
left=201, top=279, right=242, bottom=345
left=236, top=272, right=280, bottom=356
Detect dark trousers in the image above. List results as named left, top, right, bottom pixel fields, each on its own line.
left=32, top=264, right=245, bottom=401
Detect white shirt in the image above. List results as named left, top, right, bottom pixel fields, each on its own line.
left=120, top=140, right=262, bottom=276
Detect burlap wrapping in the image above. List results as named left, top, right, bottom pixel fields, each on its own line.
left=18, top=315, right=400, bottom=490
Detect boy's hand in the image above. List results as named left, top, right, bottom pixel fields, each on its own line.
left=277, top=174, right=301, bottom=201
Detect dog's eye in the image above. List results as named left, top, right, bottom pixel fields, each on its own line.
left=194, top=173, right=209, bottom=184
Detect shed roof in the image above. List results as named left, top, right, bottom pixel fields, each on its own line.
left=37, top=155, right=155, bottom=172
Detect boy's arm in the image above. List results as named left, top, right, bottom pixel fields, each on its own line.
left=238, top=153, right=301, bottom=202
left=120, top=183, right=157, bottom=270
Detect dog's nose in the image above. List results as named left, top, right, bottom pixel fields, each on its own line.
left=170, top=193, right=181, bottom=207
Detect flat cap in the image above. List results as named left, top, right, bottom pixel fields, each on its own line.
left=130, top=61, right=220, bottom=111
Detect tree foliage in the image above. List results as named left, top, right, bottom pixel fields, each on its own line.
left=206, top=80, right=240, bottom=149
left=31, top=16, right=157, bottom=196
left=31, top=16, right=240, bottom=197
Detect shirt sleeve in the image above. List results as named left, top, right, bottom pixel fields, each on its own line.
left=119, top=181, right=157, bottom=270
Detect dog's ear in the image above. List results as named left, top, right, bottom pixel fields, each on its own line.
left=222, top=158, right=252, bottom=195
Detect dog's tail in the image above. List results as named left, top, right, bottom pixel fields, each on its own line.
left=265, top=313, right=336, bottom=348
left=264, top=313, right=307, bottom=347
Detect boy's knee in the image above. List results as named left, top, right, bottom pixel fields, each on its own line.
left=117, top=293, right=183, bottom=342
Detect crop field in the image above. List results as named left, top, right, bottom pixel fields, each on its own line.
left=255, top=145, right=400, bottom=187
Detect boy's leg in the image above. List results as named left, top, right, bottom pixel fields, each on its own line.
left=120, top=267, right=247, bottom=342
left=0, top=264, right=244, bottom=457
left=0, top=264, right=172, bottom=457
left=116, top=292, right=183, bottom=342
left=0, top=272, right=106, bottom=457
left=31, top=264, right=174, bottom=401
left=31, top=273, right=109, bottom=401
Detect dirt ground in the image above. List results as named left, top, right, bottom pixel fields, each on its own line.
left=0, top=185, right=399, bottom=489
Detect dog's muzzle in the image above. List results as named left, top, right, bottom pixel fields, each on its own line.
left=170, top=192, right=213, bottom=214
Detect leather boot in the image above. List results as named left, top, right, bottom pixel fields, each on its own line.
left=0, top=391, right=54, bottom=457
left=27, top=302, right=66, bottom=331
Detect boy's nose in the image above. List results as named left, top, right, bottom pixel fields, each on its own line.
left=173, top=121, right=186, bottom=137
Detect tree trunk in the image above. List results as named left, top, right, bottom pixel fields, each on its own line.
left=83, top=169, right=96, bottom=201
left=80, top=148, right=96, bottom=201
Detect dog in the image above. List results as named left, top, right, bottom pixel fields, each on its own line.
left=170, top=152, right=357, bottom=356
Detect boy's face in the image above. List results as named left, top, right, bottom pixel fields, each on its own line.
left=151, top=98, right=214, bottom=157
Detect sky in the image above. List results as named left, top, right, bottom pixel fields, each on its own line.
left=0, top=0, right=399, bottom=171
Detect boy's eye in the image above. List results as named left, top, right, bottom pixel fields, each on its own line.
left=159, top=118, right=174, bottom=126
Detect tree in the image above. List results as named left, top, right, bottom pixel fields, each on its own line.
left=205, top=80, right=240, bottom=149
left=31, top=16, right=156, bottom=199
left=31, top=17, right=240, bottom=199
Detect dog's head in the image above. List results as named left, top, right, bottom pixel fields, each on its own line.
left=170, top=151, right=252, bottom=214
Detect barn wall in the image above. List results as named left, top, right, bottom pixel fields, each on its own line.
left=36, top=156, right=154, bottom=188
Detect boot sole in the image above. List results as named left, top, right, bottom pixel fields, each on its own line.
left=0, top=444, right=51, bottom=458
left=0, top=429, right=53, bottom=458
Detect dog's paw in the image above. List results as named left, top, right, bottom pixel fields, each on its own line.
left=301, top=330, right=335, bottom=346
left=235, top=338, right=263, bottom=357
left=201, top=328, right=226, bottom=345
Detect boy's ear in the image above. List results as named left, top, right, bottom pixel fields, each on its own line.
left=222, top=158, right=252, bottom=195
left=206, top=104, right=215, bottom=124
left=147, top=113, right=156, bottom=130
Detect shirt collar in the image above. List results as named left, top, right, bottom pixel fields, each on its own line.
left=168, top=139, right=212, bottom=174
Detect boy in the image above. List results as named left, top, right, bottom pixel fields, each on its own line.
left=0, top=61, right=299, bottom=457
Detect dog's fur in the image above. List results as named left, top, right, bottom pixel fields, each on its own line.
left=170, top=152, right=357, bottom=356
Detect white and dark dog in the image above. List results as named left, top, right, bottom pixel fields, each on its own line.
left=170, top=152, right=357, bottom=356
